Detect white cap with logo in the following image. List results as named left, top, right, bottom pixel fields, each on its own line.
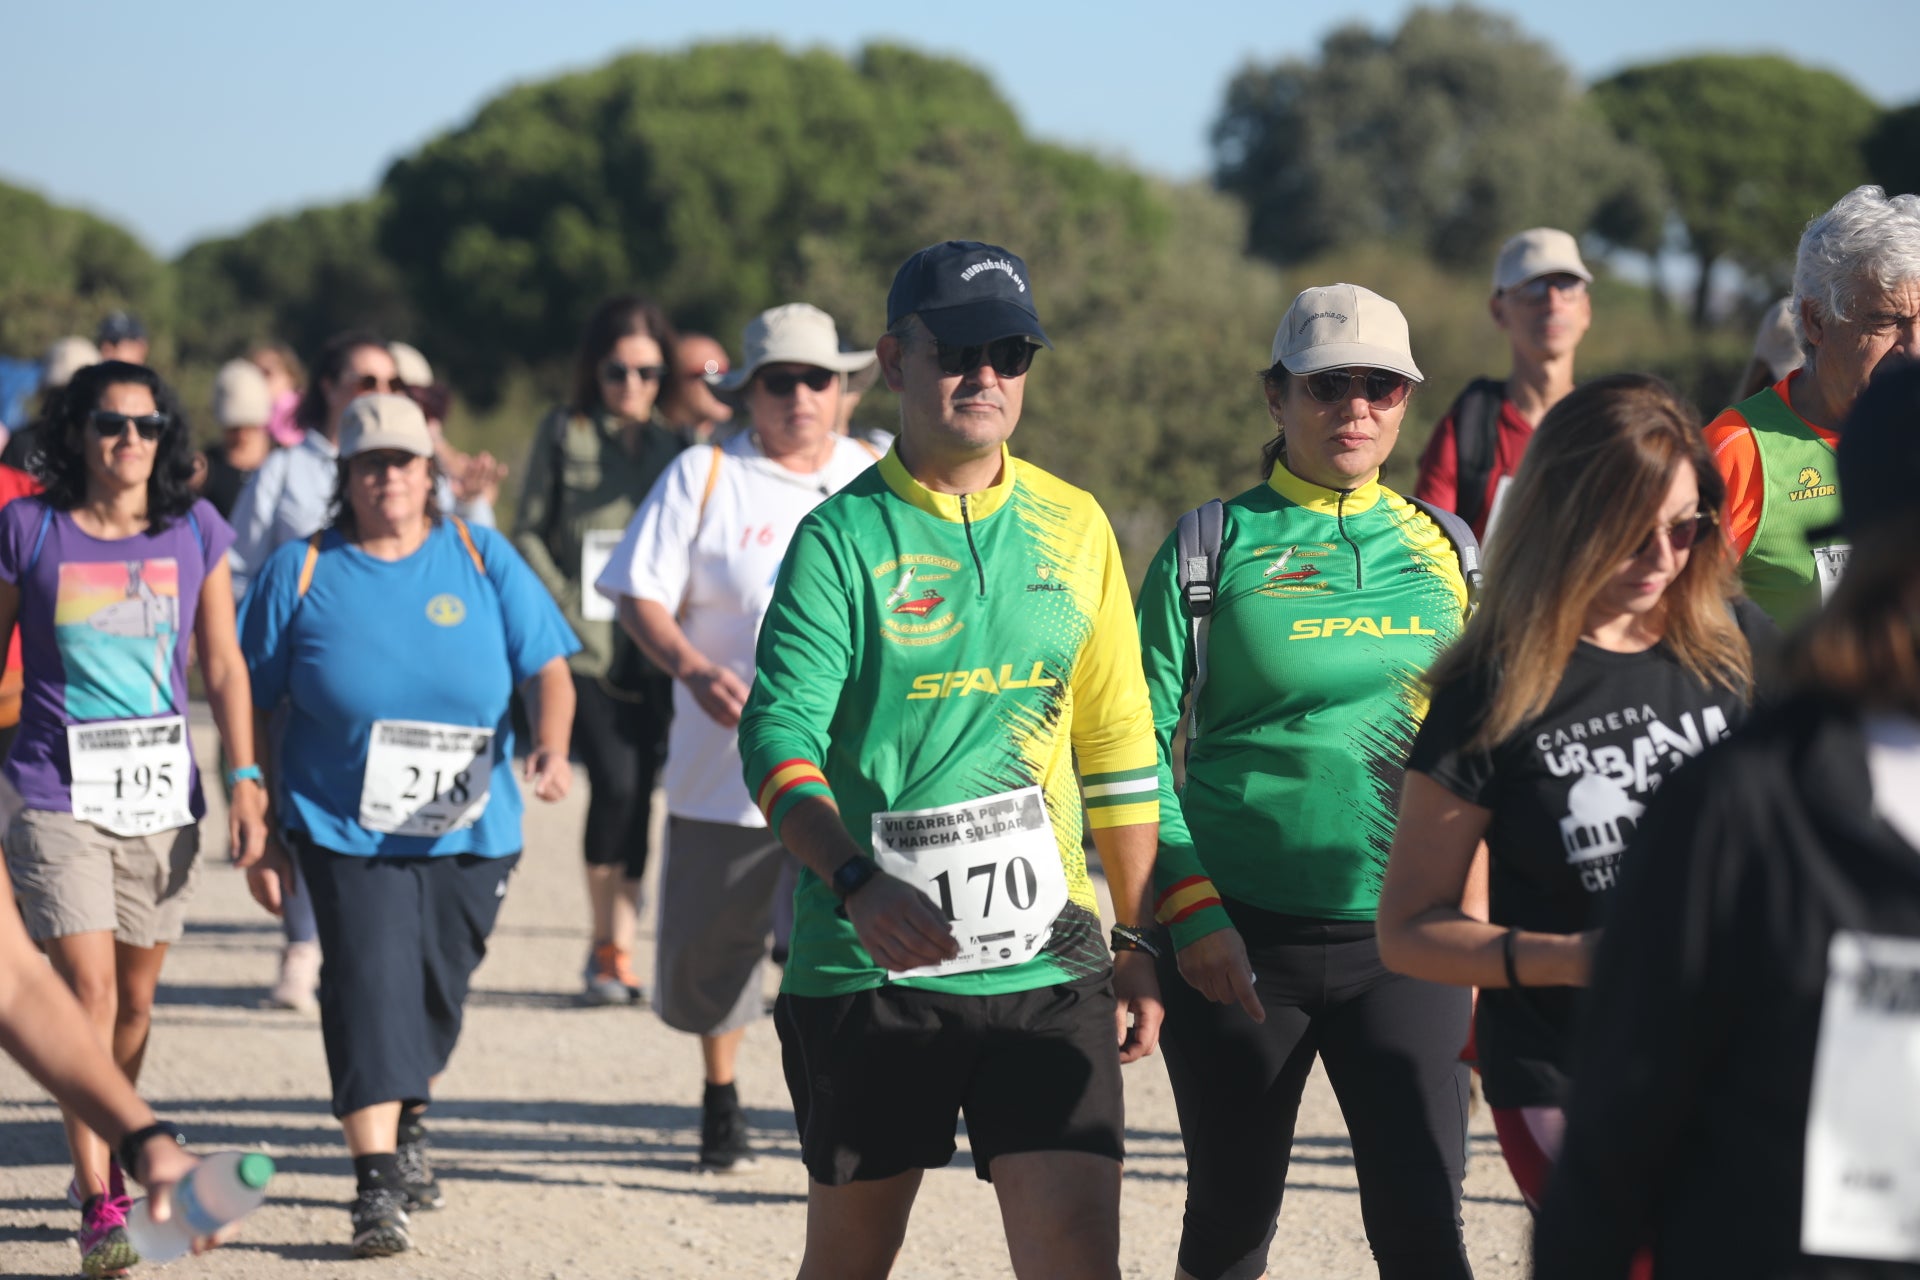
left=338, top=394, right=434, bottom=459
left=1272, top=284, right=1424, bottom=382
left=1492, top=228, right=1592, bottom=294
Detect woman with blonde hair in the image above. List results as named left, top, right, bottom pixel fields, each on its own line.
left=1377, top=372, right=1774, bottom=1225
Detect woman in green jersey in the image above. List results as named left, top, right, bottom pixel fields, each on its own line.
left=1137, top=284, right=1477, bottom=1280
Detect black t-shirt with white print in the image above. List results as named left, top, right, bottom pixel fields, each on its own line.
left=1407, top=599, right=1775, bottom=1107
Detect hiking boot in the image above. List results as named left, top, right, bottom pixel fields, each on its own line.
left=266, top=940, right=321, bottom=1013
left=697, top=1084, right=757, bottom=1173
left=582, top=943, right=640, bottom=1005
left=396, top=1115, right=444, bottom=1211
left=349, top=1185, right=412, bottom=1258
left=79, top=1193, right=138, bottom=1277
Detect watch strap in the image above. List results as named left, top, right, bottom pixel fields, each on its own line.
left=118, top=1120, right=187, bottom=1182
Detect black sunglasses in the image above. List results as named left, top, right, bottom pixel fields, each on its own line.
left=88, top=410, right=168, bottom=441
left=1301, top=369, right=1412, bottom=408
left=935, top=337, right=1038, bottom=379
left=601, top=361, right=665, bottom=385
left=354, top=374, right=406, bottom=393
left=1633, top=512, right=1715, bottom=559
left=757, top=367, right=837, bottom=397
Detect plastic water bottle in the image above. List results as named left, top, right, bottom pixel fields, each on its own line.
left=125, top=1151, right=275, bottom=1263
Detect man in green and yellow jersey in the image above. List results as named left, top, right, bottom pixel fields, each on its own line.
left=739, top=240, right=1162, bottom=1280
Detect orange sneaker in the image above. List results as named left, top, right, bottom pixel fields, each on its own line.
left=583, top=943, right=641, bottom=1005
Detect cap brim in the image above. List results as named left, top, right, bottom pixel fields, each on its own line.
left=917, top=301, right=1052, bottom=349
left=1280, top=343, right=1424, bottom=383
left=1499, top=263, right=1594, bottom=292
left=715, top=350, right=875, bottom=391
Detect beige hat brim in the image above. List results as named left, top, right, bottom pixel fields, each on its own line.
left=1280, top=342, right=1424, bottom=383
left=716, top=349, right=875, bottom=392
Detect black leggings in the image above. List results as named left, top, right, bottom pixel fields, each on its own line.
left=569, top=672, right=670, bottom=880
left=1157, top=903, right=1473, bottom=1280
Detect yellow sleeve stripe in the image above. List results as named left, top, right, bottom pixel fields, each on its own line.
left=1085, top=799, right=1157, bottom=829
left=1155, top=876, right=1224, bottom=926
left=755, top=760, right=829, bottom=819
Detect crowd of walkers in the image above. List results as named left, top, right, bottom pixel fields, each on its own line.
left=0, top=180, right=1914, bottom=1280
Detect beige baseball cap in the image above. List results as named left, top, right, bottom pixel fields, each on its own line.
left=213, top=359, right=272, bottom=428
left=1272, top=284, right=1424, bottom=382
left=338, top=394, right=434, bottom=458
left=716, top=303, right=874, bottom=391
left=1492, top=228, right=1592, bottom=293
left=42, top=336, right=101, bottom=390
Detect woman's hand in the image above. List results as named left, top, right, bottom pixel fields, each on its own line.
left=523, top=746, right=572, bottom=802
left=226, top=778, right=269, bottom=868
left=684, top=665, right=750, bottom=729
left=245, top=839, right=293, bottom=917
left=1177, top=926, right=1265, bottom=1023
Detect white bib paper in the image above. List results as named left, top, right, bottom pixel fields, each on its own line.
left=871, top=786, right=1068, bottom=979
left=580, top=530, right=623, bottom=622
left=359, top=720, right=493, bottom=837
left=1813, top=544, right=1851, bottom=602
left=1802, top=930, right=1920, bottom=1261
left=67, top=715, right=193, bottom=837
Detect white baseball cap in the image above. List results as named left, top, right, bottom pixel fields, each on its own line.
left=1272, top=284, right=1424, bottom=382
left=716, top=303, right=874, bottom=391
left=1492, top=228, right=1592, bottom=293
left=213, top=359, right=272, bottom=428
left=389, top=341, right=433, bottom=389
left=338, top=394, right=434, bottom=459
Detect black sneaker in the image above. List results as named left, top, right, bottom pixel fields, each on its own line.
left=698, top=1084, right=757, bottom=1172
left=396, top=1116, right=445, bottom=1211
left=349, top=1185, right=412, bottom=1258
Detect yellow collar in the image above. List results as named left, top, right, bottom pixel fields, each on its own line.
left=879, top=444, right=1017, bottom=521
left=1267, top=463, right=1384, bottom=515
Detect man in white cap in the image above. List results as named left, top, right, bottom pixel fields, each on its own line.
left=1415, top=227, right=1593, bottom=541
left=594, top=302, right=879, bottom=1172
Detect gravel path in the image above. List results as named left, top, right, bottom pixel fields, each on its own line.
left=0, top=735, right=1532, bottom=1278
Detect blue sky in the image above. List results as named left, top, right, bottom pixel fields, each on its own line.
left=4, top=0, right=1914, bottom=257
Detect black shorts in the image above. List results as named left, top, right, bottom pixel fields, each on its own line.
left=775, top=971, right=1125, bottom=1185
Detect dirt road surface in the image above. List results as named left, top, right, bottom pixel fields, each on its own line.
left=1, top=733, right=1531, bottom=1278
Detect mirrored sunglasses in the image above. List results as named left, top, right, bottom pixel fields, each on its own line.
left=1301, top=369, right=1412, bottom=408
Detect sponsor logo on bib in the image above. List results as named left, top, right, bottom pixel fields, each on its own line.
left=426, top=594, right=466, bottom=626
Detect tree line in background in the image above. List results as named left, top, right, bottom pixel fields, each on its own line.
left=2, top=4, right=1913, bottom=567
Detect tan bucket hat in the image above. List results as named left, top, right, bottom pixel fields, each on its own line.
left=715, top=304, right=875, bottom=391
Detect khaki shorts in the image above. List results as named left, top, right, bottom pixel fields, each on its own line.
left=5, top=809, right=202, bottom=948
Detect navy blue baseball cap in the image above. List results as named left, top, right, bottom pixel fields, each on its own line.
left=886, top=240, right=1052, bottom=349
left=1814, top=360, right=1920, bottom=540
left=96, top=310, right=146, bottom=345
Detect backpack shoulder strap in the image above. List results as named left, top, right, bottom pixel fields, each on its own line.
left=693, top=445, right=723, bottom=535
left=451, top=516, right=488, bottom=579
left=296, top=531, right=324, bottom=598
left=1408, top=496, right=1483, bottom=605
left=24, top=504, right=54, bottom=577
left=1174, top=498, right=1226, bottom=747
left=1451, top=378, right=1506, bottom=533
left=854, top=437, right=881, bottom=460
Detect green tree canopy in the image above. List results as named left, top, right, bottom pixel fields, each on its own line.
left=1211, top=4, right=1663, bottom=271
left=0, top=180, right=165, bottom=359
left=1593, top=54, right=1879, bottom=326
left=1864, top=102, right=1920, bottom=198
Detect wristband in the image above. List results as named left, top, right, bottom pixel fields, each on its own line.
left=1502, top=927, right=1524, bottom=989
left=829, top=856, right=879, bottom=902
left=226, top=764, right=264, bottom=788
left=118, top=1120, right=187, bottom=1183
left=1110, top=923, right=1163, bottom=958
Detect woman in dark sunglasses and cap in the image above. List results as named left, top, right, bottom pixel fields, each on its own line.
left=1136, top=285, right=1482, bottom=1280
left=510, top=295, right=687, bottom=1006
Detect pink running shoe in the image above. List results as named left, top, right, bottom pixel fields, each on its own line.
left=78, top=1190, right=138, bottom=1278
left=65, top=1159, right=125, bottom=1210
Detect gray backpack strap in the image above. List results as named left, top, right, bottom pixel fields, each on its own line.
left=1174, top=499, right=1225, bottom=748
left=1408, top=496, right=1483, bottom=604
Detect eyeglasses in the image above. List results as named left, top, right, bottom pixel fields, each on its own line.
left=88, top=410, right=168, bottom=441
left=600, top=361, right=666, bottom=385
left=1507, top=275, right=1589, bottom=304
left=1633, top=512, right=1715, bottom=559
left=354, top=374, right=406, bottom=393
left=757, top=367, right=837, bottom=397
left=1301, top=368, right=1412, bottom=408
left=934, top=337, right=1038, bottom=379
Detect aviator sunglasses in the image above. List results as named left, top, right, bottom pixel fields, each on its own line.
left=934, top=336, right=1039, bottom=379
left=88, top=410, right=168, bottom=441
left=600, top=361, right=666, bottom=385
left=757, top=367, right=837, bottom=397
left=1301, top=368, right=1412, bottom=409
left=1633, top=512, right=1715, bottom=559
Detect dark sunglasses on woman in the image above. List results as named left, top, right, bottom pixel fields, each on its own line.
left=354, top=374, right=407, bottom=393
left=88, top=410, right=168, bottom=441
left=757, top=367, right=837, bottom=397
left=1301, top=368, right=1412, bottom=409
left=934, top=336, right=1039, bottom=379
left=1633, top=512, right=1715, bottom=559
left=601, top=361, right=665, bottom=385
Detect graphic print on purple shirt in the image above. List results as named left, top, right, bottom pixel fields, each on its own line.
left=0, top=497, right=235, bottom=814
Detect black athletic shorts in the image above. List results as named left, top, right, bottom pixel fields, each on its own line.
left=775, top=970, right=1125, bottom=1185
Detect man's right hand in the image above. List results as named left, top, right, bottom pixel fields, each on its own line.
left=684, top=665, right=750, bottom=729
left=1177, top=925, right=1264, bottom=1023
left=845, top=873, right=960, bottom=973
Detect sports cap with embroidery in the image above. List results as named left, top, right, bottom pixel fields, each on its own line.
left=389, top=341, right=434, bottom=389
left=886, top=240, right=1052, bottom=348
left=338, top=393, right=434, bottom=458
left=1492, top=228, right=1593, bottom=294
left=213, top=359, right=273, bottom=428
left=1753, top=298, right=1806, bottom=382
left=1271, top=283, right=1424, bottom=382
left=715, top=303, right=875, bottom=391
left=1816, top=362, right=1920, bottom=540
left=41, top=337, right=101, bottom=390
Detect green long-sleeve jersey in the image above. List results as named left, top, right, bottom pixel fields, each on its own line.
left=1137, top=466, right=1470, bottom=946
left=739, top=445, right=1160, bottom=997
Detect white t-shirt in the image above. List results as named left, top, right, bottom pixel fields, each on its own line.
left=594, top=432, right=878, bottom=823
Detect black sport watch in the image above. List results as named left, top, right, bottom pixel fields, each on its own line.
left=118, top=1120, right=187, bottom=1183
left=829, top=856, right=880, bottom=901
left=1110, top=923, right=1163, bottom=958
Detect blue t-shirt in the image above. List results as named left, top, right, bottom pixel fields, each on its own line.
left=240, top=520, right=579, bottom=857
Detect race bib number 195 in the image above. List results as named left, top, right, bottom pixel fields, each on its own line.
left=360, top=720, right=494, bottom=837
left=68, top=715, right=193, bottom=837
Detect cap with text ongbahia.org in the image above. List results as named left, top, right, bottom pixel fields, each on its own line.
left=1492, top=228, right=1592, bottom=294
left=338, top=394, right=434, bottom=459
left=886, top=240, right=1052, bottom=349
left=1272, top=284, right=1424, bottom=382
left=1816, top=361, right=1920, bottom=541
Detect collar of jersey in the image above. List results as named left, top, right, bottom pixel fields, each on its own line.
left=1266, top=463, right=1383, bottom=515
left=879, top=444, right=1016, bottom=522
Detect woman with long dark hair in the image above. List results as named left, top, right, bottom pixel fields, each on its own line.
left=511, top=295, right=686, bottom=1004
left=0, top=361, right=267, bottom=1276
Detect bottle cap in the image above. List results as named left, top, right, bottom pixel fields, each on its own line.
left=236, top=1153, right=275, bottom=1191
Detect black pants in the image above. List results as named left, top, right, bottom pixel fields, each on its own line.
left=297, top=836, right=519, bottom=1118
left=1158, top=904, right=1473, bottom=1280
left=570, top=672, right=670, bottom=880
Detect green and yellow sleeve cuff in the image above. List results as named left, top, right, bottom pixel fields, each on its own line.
left=1080, top=764, right=1160, bottom=829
